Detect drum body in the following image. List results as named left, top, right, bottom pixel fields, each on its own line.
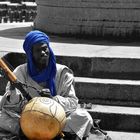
left=20, top=97, right=66, bottom=140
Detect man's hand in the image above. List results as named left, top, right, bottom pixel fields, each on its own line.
left=39, top=88, right=52, bottom=98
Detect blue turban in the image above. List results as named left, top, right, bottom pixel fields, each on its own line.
left=23, top=30, right=56, bottom=96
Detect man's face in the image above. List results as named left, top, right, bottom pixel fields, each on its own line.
left=32, top=43, right=50, bottom=71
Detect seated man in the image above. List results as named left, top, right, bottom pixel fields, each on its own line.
left=0, top=30, right=93, bottom=140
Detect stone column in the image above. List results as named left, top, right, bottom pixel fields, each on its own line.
left=34, top=0, right=140, bottom=37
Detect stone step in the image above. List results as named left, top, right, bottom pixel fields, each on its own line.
left=1, top=51, right=140, bottom=80
left=78, top=104, right=140, bottom=133
left=0, top=77, right=8, bottom=95
left=75, top=77, right=140, bottom=107
left=89, top=130, right=140, bottom=140
left=56, top=55, right=140, bottom=80
left=45, top=37, right=140, bottom=80
left=1, top=72, right=140, bottom=107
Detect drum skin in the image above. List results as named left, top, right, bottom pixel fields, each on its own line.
left=20, top=97, right=66, bottom=140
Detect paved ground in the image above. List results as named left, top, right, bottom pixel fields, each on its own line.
left=1, top=22, right=140, bottom=140
left=1, top=22, right=140, bottom=59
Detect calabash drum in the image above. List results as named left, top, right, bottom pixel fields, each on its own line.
left=20, top=97, right=66, bottom=140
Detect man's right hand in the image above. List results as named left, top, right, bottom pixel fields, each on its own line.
left=39, top=88, right=52, bottom=98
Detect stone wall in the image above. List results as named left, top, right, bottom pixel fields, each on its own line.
left=34, top=0, right=140, bottom=37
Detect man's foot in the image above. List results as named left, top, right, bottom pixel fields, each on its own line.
left=89, top=130, right=112, bottom=140
left=74, top=135, right=89, bottom=140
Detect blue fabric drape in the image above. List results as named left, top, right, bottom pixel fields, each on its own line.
left=23, top=30, right=56, bottom=96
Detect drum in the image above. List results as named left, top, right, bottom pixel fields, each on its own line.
left=20, top=97, right=66, bottom=140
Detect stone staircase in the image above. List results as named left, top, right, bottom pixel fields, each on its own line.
left=0, top=23, right=140, bottom=139
left=2, top=45, right=140, bottom=134
left=55, top=53, right=140, bottom=134
left=56, top=51, right=140, bottom=135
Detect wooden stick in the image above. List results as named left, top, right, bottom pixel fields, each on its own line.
left=0, top=58, right=17, bottom=82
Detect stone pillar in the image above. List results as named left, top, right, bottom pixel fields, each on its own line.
left=34, top=0, right=140, bottom=37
